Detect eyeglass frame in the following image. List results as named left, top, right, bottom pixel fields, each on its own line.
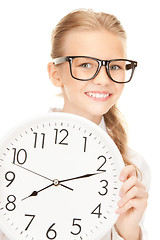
left=53, top=56, right=137, bottom=84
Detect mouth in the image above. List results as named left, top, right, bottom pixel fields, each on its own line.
left=85, top=91, right=111, bottom=101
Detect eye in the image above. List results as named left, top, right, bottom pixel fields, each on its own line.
left=109, top=65, right=120, bottom=70
left=80, top=63, right=92, bottom=69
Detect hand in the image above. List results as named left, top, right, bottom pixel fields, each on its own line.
left=59, top=172, right=102, bottom=183
left=21, top=172, right=102, bottom=201
left=16, top=164, right=73, bottom=200
left=115, top=165, right=148, bottom=240
left=13, top=163, right=53, bottom=182
left=14, top=164, right=101, bottom=183
left=22, top=180, right=73, bottom=201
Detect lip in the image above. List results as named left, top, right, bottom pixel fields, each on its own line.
left=85, top=91, right=111, bottom=101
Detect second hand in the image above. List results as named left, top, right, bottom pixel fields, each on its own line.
left=13, top=163, right=53, bottom=182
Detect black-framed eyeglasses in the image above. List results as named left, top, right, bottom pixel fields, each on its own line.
left=53, top=56, right=137, bottom=84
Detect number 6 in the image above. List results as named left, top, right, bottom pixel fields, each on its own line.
left=46, top=223, right=57, bottom=239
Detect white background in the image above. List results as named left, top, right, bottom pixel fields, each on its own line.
left=0, top=0, right=159, bottom=238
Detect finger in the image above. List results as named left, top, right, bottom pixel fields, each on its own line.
left=119, top=176, right=146, bottom=197
left=116, top=198, right=148, bottom=214
left=118, top=186, right=148, bottom=208
left=119, top=165, right=137, bottom=182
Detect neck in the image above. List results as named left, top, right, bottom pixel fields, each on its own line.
left=62, top=107, right=102, bottom=125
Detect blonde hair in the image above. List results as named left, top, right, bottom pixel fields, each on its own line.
left=50, top=9, right=136, bottom=169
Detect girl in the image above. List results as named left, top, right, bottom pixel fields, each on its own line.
left=0, top=8, right=150, bottom=240
left=47, top=9, right=150, bottom=240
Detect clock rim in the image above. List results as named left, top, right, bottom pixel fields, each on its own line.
left=0, top=112, right=122, bottom=156
left=0, top=112, right=124, bottom=240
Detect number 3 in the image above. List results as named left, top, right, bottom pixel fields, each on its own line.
left=98, top=180, right=108, bottom=196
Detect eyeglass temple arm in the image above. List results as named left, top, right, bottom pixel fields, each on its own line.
left=53, top=57, right=68, bottom=65
left=126, top=62, right=137, bottom=70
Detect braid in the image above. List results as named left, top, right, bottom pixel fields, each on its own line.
left=104, top=105, right=139, bottom=175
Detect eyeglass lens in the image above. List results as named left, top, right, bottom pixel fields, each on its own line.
left=71, top=57, right=134, bottom=82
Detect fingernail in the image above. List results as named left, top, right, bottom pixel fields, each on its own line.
left=118, top=199, right=124, bottom=207
left=116, top=208, right=120, bottom=214
left=120, top=175, right=125, bottom=181
left=119, top=190, right=123, bottom=197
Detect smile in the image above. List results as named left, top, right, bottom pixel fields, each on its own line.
left=85, top=91, right=111, bottom=101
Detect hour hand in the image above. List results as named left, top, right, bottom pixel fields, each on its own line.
left=21, top=182, right=55, bottom=201
left=22, top=191, right=38, bottom=201
left=21, top=181, right=73, bottom=201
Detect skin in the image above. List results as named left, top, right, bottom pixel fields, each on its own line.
left=48, top=30, right=125, bottom=125
left=48, top=30, right=148, bottom=240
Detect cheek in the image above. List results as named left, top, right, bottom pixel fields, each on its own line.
left=58, top=65, right=70, bottom=81
left=116, top=84, right=125, bottom=96
left=61, top=76, right=81, bottom=99
left=112, top=84, right=124, bottom=103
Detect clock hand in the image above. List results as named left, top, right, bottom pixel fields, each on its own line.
left=59, top=172, right=102, bottom=183
left=13, top=163, right=53, bottom=182
left=21, top=172, right=102, bottom=201
left=60, top=183, right=74, bottom=191
left=21, top=181, right=73, bottom=201
left=22, top=182, right=55, bottom=201
left=13, top=163, right=74, bottom=192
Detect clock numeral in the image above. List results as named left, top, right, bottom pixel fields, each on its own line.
left=71, top=218, right=82, bottom=235
left=33, top=132, right=45, bottom=149
left=46, top=223, right=57, bottom=239
left=98, top=180, right=108, bottom=196
left=91, top=203, right=102, bottom=218
left=5, top=195, right=16, bottom=211
left=83, top=137, right=87, bottom=152
left=5, top=171, right=15, bottom=187
left=25, top=214, right=35, bottom=231
left=97, top=156, right=106, bottom=172
left=12, top=148, right=27, bottom=165
left=54, top=129, right=68, bottom=145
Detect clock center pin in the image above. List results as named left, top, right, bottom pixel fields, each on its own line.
left=53, top=179, right=59, bottom=186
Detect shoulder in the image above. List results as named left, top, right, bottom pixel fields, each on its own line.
left=126, top=147, right=151, bottom=192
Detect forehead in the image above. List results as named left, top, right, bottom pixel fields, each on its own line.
left=63, top=30, right=126, bottom=59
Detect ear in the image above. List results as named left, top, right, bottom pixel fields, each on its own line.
left=47, top=62, right=63, bottom=87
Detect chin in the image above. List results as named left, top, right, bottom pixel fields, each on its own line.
left=91, top=106, right=112, bottom=116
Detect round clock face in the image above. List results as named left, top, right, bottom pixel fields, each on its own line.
left=0, top=113, right=124, bottom=240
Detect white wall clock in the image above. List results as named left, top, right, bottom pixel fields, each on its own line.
left=0, top=112, right=124, bottom=240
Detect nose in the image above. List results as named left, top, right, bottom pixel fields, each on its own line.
left=92, top=65, right=112, bottom=86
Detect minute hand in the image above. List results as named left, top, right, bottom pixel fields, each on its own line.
left=59, top=172, right=102, bottom=183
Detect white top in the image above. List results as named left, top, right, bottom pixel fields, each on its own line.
left=0, top=111, right=151, bottom=240
left=97, top=116, right=151, bottom=240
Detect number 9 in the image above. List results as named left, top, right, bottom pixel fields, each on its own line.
left=5, top=171, right=15, bottom=187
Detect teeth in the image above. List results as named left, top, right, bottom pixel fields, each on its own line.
left=86, top=92, right=109, bottom=98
